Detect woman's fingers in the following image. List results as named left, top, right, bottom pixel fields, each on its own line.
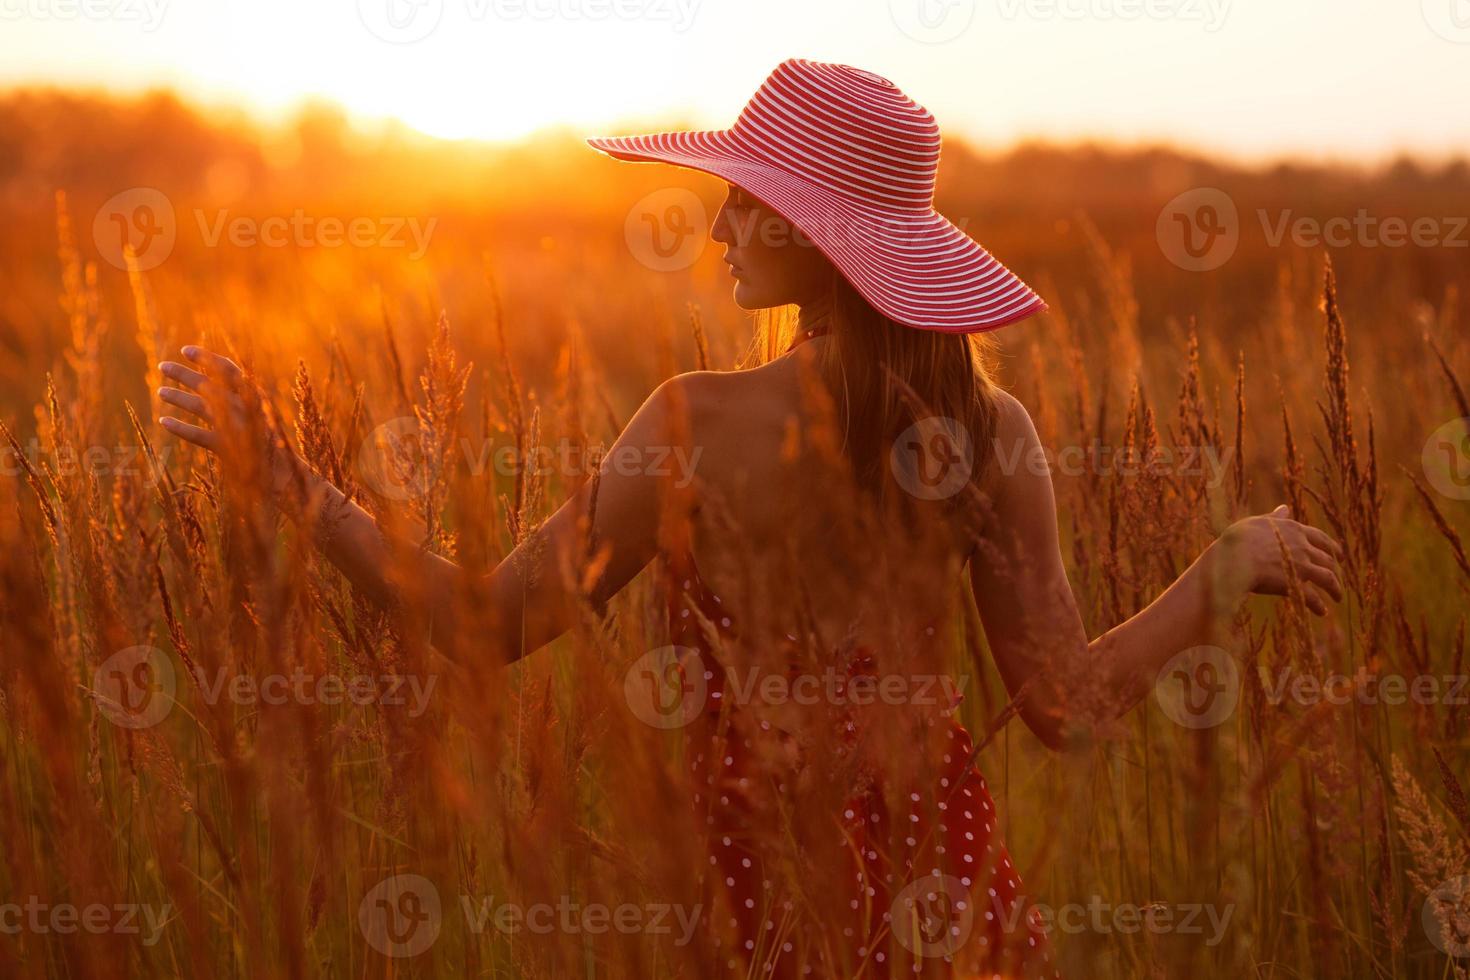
left=1302, top=545, right=1343, bottom=595
left=1296, top=559, right=1343, bottom=604
left=1297, top=522, right=1345, bottom=560
left=182, top=345, right=243, bottom=386
left=1252, top=546, right=1341, bottom=614
left=160, top=361, right=208, bottom=391
left=159, top=416, right=218, bottom=451
left=157, top=386, right=210, bottom=421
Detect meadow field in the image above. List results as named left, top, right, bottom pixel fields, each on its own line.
left=0, top=89, right=1467, bottom=978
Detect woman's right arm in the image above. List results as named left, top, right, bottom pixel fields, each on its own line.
left=967, top=389, right=1344, bottom=749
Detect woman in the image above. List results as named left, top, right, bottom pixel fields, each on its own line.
left=156, top=59, right=1344, bottom=978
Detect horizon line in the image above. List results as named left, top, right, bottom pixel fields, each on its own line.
left=4, top=79, right=1468, bottom=177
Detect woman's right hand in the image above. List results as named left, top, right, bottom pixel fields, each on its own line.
left=1212, top=505, right=1345, bottom=616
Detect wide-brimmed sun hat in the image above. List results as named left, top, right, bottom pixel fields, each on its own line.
left=587, top=58, right=1047, bottom=333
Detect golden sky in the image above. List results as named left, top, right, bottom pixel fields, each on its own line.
left=2, top=0, right=1468, bottom=164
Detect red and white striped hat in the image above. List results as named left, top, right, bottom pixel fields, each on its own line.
left=588, top=58, right=1047, bottom=333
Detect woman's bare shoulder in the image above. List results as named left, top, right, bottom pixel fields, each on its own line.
left=665, top=356, right=807, bottom=422
left=990, top=386, right=1039, bottom=443
left=979, top=386, right=1045, bottom=503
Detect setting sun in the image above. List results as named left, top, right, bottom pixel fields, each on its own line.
left=3, top=0, right=1468, bottom=159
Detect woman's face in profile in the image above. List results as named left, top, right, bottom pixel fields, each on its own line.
left=710, top=183, right=832, bottom=311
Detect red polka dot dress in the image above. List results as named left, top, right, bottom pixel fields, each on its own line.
left=661, top=327, right=1061, bottom=980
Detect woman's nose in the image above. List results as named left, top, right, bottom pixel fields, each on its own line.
left=710, top=204, right=734, bottom=246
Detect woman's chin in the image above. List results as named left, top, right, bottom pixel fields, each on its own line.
left=731, top=282, right=775, bottom=311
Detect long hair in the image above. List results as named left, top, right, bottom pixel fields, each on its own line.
left=744, top=267, right=1003, bottom=518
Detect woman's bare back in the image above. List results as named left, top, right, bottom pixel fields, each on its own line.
left=668, top=338, right=982, bottom=652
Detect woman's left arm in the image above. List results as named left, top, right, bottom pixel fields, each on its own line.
left=158, top=345, right=697, bottom=665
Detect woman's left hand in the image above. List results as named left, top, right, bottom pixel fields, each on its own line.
left=156, top=345, right=306, bottom=500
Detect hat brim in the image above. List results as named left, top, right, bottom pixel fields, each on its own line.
left=587, top=129, right=1047, bottom=333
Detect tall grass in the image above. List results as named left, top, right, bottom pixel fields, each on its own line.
left=0, top=92, right=1467, bottom=978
